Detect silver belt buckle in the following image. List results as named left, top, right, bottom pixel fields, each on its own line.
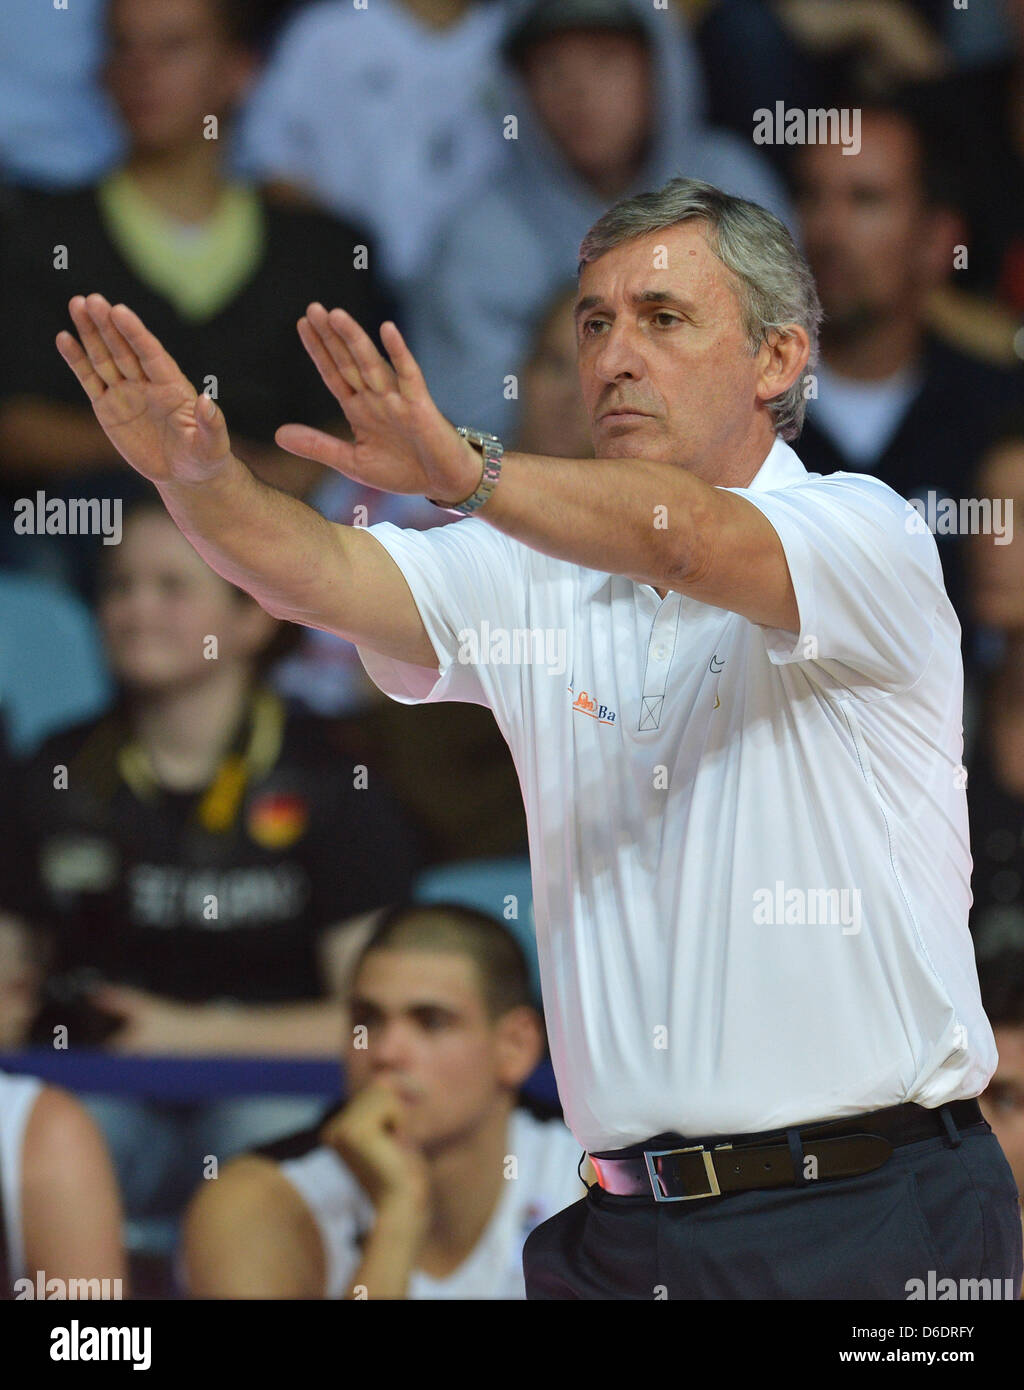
left=643, top=1143, right=730, bottom=1201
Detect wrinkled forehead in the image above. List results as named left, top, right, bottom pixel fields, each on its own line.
left=575, top=223, right=739, bottom=319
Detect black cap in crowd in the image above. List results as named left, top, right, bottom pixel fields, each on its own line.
left=504, top=0, right=647, bottom=65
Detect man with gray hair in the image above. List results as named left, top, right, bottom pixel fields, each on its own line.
left=57, top=176, right=1022, bottom=1300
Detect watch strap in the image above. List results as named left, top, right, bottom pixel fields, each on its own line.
left=428, top=427, right=504, bottom=515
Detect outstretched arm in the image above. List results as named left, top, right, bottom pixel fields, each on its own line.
left=56, top=295, right=438, bottom=667
left=283, top=306, right=800, bottom=631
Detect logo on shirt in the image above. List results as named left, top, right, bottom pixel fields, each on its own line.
left=40, top=835, right=119, bottom=896
left=710, top=654, right=726, bottom=709
left=129, top=862, right=309, bottom=929
left=568, top=685, right=617, bottom=724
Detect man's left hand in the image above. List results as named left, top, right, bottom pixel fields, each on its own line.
left=275, top=302, right=482, bottom=504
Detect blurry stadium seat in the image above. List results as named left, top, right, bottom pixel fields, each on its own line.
left=0, top=572, right=112, bottom=756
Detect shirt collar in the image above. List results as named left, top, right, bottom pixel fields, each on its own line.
left=738, top=435, right=810, bottom=494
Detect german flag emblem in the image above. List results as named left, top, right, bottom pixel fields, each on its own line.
left=246, top=791, right=309, bottom=849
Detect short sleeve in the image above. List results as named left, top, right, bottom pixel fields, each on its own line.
left=729, top=473, right=945, bottom=693
left=354, top=520, right=531, bottom=722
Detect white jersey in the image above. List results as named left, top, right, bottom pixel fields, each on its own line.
left=279, top=1108, right=585, bottom=1299
left=0, top=1071, right=43, bottom=1286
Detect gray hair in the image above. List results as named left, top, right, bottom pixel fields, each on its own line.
left=578, top=177, right=822, bottom=441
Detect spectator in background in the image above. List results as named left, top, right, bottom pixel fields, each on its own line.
left=903, top=0, right=1024, bottom=326
left=674, top=0, right=820, bottom=176
left=774, top=0, right=950, bottom=91
left=0, top=0, right=122, bottom=189
left=14, top=499, right=422, bottom=1232
left=182, top=903, right=582, bottom=1299
left=965, top=417, right=1024, bottom=967
left=0, top=0, right=391, bottom=586
left=406, top=0, right=793, bottom=441
left=792, top=101, right=1023, bottom=630
left=234, top=0, right=511, bottom=292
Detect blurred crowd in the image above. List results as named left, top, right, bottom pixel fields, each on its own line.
left=0, top=0, right=1022, bottom=1298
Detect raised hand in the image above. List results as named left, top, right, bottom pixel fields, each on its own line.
left=276, top=302, right=483, bottom=503
left=56, top=294, right=234, bottom=485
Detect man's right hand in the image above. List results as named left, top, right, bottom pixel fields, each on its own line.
left=56, top=295, right=440, bottom=677
left=321, top=1080, right=431, bottom=1216
left=56, top=294, right=234, bottom=486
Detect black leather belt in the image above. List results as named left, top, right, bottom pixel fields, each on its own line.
left=588, top=1100, right=985, bottom=1202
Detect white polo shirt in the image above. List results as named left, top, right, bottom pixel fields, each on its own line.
left=355, top=437, right=996, bottom=1152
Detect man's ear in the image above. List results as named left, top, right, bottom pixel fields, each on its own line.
left=756, top=324, right=811, bottom=408
left=494, top=1005, right=546, bottom=1090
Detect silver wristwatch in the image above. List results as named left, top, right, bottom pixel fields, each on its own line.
left=428, top=426, right=504, bottom=515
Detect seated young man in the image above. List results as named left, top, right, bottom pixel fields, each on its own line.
left=181, top=902, right=586, bottom=1299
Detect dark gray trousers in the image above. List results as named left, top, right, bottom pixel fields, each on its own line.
left=523, top=1121, right=1023, bottom=1300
